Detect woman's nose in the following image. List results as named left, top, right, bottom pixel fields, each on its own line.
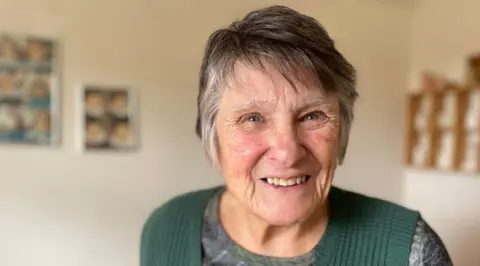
left=267, top=126, right=306, bottom=167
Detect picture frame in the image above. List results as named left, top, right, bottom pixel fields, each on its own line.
left=77, top=84, right=139, bottom=152
left=0, top=32, right=60, bottom=145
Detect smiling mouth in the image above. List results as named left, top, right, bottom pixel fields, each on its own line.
left=261, top=175, right=311, bottom=187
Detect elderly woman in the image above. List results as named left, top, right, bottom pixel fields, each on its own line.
left=141, top=5, right=452, bottom=266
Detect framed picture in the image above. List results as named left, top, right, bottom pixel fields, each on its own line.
left=79, top=85, right=138, bottom=152
left=0, top=33, right=59, bottom=145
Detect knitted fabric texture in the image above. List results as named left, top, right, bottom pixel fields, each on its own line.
left=141, top=186, right=419, bottom=266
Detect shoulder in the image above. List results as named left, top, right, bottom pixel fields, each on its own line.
left=330, top=187, right=423, bottom=263
left=140, top=186, right=223, bottom=265
left=331, top=187, right=419, bottom=248
left=330, top=186, right=420, bottom=219
left=409, top=215, right=453, bottom=265
left=142, top=185, right=223, bottom=231
left=332, top=188, right=453, bottom=265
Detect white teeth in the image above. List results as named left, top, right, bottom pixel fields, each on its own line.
left=266, top=176, right=309, bottom=187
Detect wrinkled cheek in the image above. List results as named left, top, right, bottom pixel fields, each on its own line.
left=222, top=133, right=266, bottom=204
left=325, top=137, right=338, bottom=165
left=315, top=130, right=338, bottom=196
left=229, top=133, right=265, bottom=155
left=315, top=133, right=337, bottom=163
left=225, top=133, right=263, bottom=167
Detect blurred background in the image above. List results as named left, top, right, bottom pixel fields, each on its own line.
left=0, top=0, right=478, bottom=265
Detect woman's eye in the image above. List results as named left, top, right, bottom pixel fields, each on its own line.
left=244, top=114, right=264, bottom=123
left=303, top=111, right=328, bottom=121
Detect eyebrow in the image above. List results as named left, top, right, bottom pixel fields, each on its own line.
left=231, top=96, right=335, bottom=113
left=231, top=99, right=268, bottom=113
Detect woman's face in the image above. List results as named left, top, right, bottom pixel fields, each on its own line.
left=215, top=63, right=340, bottom=226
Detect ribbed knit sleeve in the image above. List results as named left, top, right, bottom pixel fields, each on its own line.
left=140, top=187, right=221, bottom=266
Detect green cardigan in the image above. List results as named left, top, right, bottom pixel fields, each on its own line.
left=141, top=186, right=419, bottom=266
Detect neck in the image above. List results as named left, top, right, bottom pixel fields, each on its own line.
left=219, top=191, right=329, bottom=258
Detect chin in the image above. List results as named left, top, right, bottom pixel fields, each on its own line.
left=254, top=203, right=313, bottom=226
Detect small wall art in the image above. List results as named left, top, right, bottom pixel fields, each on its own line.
left=79, top=85, right=138, bottom=152
left=0, top=33, right=59, bottom=145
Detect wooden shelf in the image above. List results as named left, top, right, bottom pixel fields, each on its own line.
left=405, top=86, right=480, bottom=174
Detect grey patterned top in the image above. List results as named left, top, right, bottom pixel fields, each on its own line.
left=202, top=190, right=453, bottom=266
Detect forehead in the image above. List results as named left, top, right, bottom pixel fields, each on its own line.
left=222, top=62, right=335, bottom=106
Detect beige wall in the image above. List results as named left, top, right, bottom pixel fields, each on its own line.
left=0, top=1, right=415, bottom=265
left=405, top=0, right=480, bottom=265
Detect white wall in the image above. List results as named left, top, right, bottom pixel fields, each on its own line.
left=0, top=1, right=414, bottom=265
left=405, top=0, right=480, bottom=265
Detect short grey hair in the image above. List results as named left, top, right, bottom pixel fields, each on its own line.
left=195, top=5, right=358, bottom=167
